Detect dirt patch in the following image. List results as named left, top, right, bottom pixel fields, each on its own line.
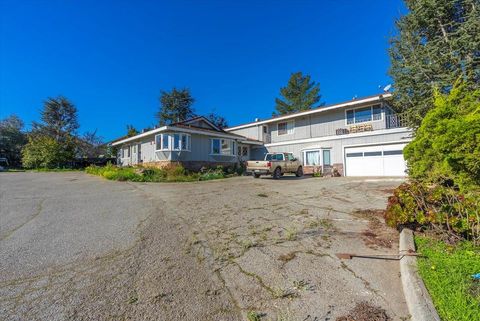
left=336, top=302, right=391, bottom=321
left=353, top=209, right=397, bottom=249
left=278, top=252, right=296, bottom=263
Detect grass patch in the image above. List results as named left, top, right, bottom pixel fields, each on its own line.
left=246, top=311, right=262, bottom=321
left=85, top=163, right=232, bottom=183
left=415, top=236, right=480, bottom=321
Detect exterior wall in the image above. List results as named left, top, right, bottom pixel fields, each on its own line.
left=255, top=129, right=412, bottom=175
left=230, top=126, right=262, bottom=141
left=228, top=102, right=391, bottom=144
left=117, top=133, right=241, bottom=167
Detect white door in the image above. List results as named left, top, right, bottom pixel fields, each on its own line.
left=345, top=143, right=407, bottom=176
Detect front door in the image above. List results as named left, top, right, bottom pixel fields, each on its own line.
left=137, top=144, right=142, bottom=163
left=322, top=149, right=332, bottom=175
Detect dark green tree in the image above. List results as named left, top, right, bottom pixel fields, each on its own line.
left=156, top=88, right=195, bottom=125
left=389, top=0, right=480, bottom=128
left=32, top=96, right=79, bottom=142
left=274, top=72, right=323, bottom=115
left=126, top=125, right=138, bottom=137
left=0, top=115, right=27, bottom=167
left=206, top=111, right=228, bottom=129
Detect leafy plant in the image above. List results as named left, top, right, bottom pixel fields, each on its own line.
left=403, top=82, right=480, bottom=193
left=22, top=135, right=75, bottom=169
left=385, top=181, right=479, bottom=244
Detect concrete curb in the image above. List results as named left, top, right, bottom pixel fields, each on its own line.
left=399, top=228, right=441, bottom=321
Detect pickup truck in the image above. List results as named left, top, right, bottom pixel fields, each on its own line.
left=246, top=152, right=303, bottom=179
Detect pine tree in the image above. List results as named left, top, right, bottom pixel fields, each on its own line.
left=389, top=0, right=480, bottom=128
left=274, top=72, right=323, bottom=115
left=156, top=88, right=195, bottom=125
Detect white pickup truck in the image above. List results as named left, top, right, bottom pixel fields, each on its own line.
left=246, top=152, right=303, bottom=179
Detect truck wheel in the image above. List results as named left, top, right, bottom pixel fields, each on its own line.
left=296, top=166, right=304, bottom=177
left=253, top=173, right=260, bottom=178
left=273, top=167, right=282, bottom=179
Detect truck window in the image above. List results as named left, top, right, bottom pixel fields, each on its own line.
left=286, top=153, right=295, bottom=161
left=265, top=154, right=273, bottom=161
left=274, top=154, right=284, bottom=161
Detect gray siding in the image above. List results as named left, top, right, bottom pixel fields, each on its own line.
left=229, top=102, right=391, bottom=144
left=258, top=130, right=412, bottom=165
left=117, top=133, right=239, bottom=166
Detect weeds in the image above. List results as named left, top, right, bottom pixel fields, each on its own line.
left=285, top=227, right=298, bottom=241
left=246, top=311, right=262, bottom=321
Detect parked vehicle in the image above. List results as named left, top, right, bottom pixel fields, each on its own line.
left=246, top=152, right=303, bottom=179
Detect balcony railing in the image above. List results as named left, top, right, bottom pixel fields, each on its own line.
left=386, top=113, right=408, bottom=129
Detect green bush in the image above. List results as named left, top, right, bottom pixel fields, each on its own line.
left=385, top=181, right=479, bottom=244
left=85, top=163, right=229, bottom=183
left=22, top=135, right=75, bottom=169
left=403, top=82, right=480, bottom=193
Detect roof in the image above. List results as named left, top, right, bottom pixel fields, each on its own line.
left=111, top=117, right=246, bottom=146
left=225, top=93, right=392, bottom=131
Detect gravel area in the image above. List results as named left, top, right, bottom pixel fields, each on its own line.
left=0, top=172, right=409, bottom=320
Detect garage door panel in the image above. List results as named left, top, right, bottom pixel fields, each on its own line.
left=345, top=143, right=407, bottom=177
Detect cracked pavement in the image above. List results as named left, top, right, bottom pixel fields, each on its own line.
left=0, top=172, right=409, bottom=320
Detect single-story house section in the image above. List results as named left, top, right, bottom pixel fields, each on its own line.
left=112, top=93, right=413, bottom=176
left=111, top=116, right=262, bottom=170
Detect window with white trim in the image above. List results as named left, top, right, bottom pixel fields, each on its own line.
left=277, top=120, right=294, bottom=135
left=155, top=133, right=191, bottom=151
left=346, top=104, right=383, bottom=124
left=211, top=138, right=235, bottom=155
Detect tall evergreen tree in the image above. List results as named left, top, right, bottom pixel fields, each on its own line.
left=274, top=72, right=324, bottom=115
left=24, top=96, right=79, bottom=168
left=126, top=125, right=138, bottom=137
left=32, top=96, right=79, bottom=142
left=156, top=88, right=195, bottom=125
left=206, top=111, right=228, bottom=129
left=389, top=0, right=480, bottom=128
left=0, top=115, right=27, bottom=167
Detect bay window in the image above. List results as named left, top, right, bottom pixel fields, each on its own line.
left=346, top=104, right=383, bottom=125
left=211, top=138, right=235, bottom=155
left=155, top=133, right=191, bottom=151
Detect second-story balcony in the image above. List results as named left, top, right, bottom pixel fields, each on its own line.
left=335, top=113, right=408, bottom=136
left=385, top=113, right=408, bottom=129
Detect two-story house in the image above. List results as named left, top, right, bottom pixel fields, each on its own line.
left=112, top=93, right=411, bottom=177
left=225, top=93, right=412, bottom=176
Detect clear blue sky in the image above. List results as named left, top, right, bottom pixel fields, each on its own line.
left=1, top=0, right=406, bottom=141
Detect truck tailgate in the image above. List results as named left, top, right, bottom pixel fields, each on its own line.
left=247, top=161, right=270, bottom=171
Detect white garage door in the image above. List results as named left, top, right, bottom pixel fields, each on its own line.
left=345, top=143, right=407, bottom=177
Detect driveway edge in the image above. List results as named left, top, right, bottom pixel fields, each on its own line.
left=399, top=228, right=441, bottom=321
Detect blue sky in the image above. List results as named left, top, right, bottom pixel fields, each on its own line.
left=0, top=0, right=406, bottom=141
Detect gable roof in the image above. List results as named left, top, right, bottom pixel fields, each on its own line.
left=225, top=93, right=392, bottom=131
left=110, top=116, right=243, bottom=146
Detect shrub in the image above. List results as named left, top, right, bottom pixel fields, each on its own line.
left=403, top=82, right=480, bottom=193
left=385, top=181, right=479, bottom=244
left=22, top=135, right=75, bottom=169
left=85, top=163, right=230, bottom=183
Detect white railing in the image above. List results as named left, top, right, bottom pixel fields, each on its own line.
left=386, top=113, right=408, bottom=129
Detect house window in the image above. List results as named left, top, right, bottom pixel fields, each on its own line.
left=346, top=104, right=383, bottom=124
left=173, top=134, right=180, bottom=150
left=277, top=120, right=294, bottom=135
left=304, top=150, right=320, bottom=166
left=155, top=133, right=191, bottom=151
left=211, top=138, right=234, bottom=155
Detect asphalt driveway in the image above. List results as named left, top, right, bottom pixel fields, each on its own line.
left=0, top=172, right=409, bottom=320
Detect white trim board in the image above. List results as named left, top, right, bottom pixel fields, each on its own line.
left=264, top=127, right=412, bottom=148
